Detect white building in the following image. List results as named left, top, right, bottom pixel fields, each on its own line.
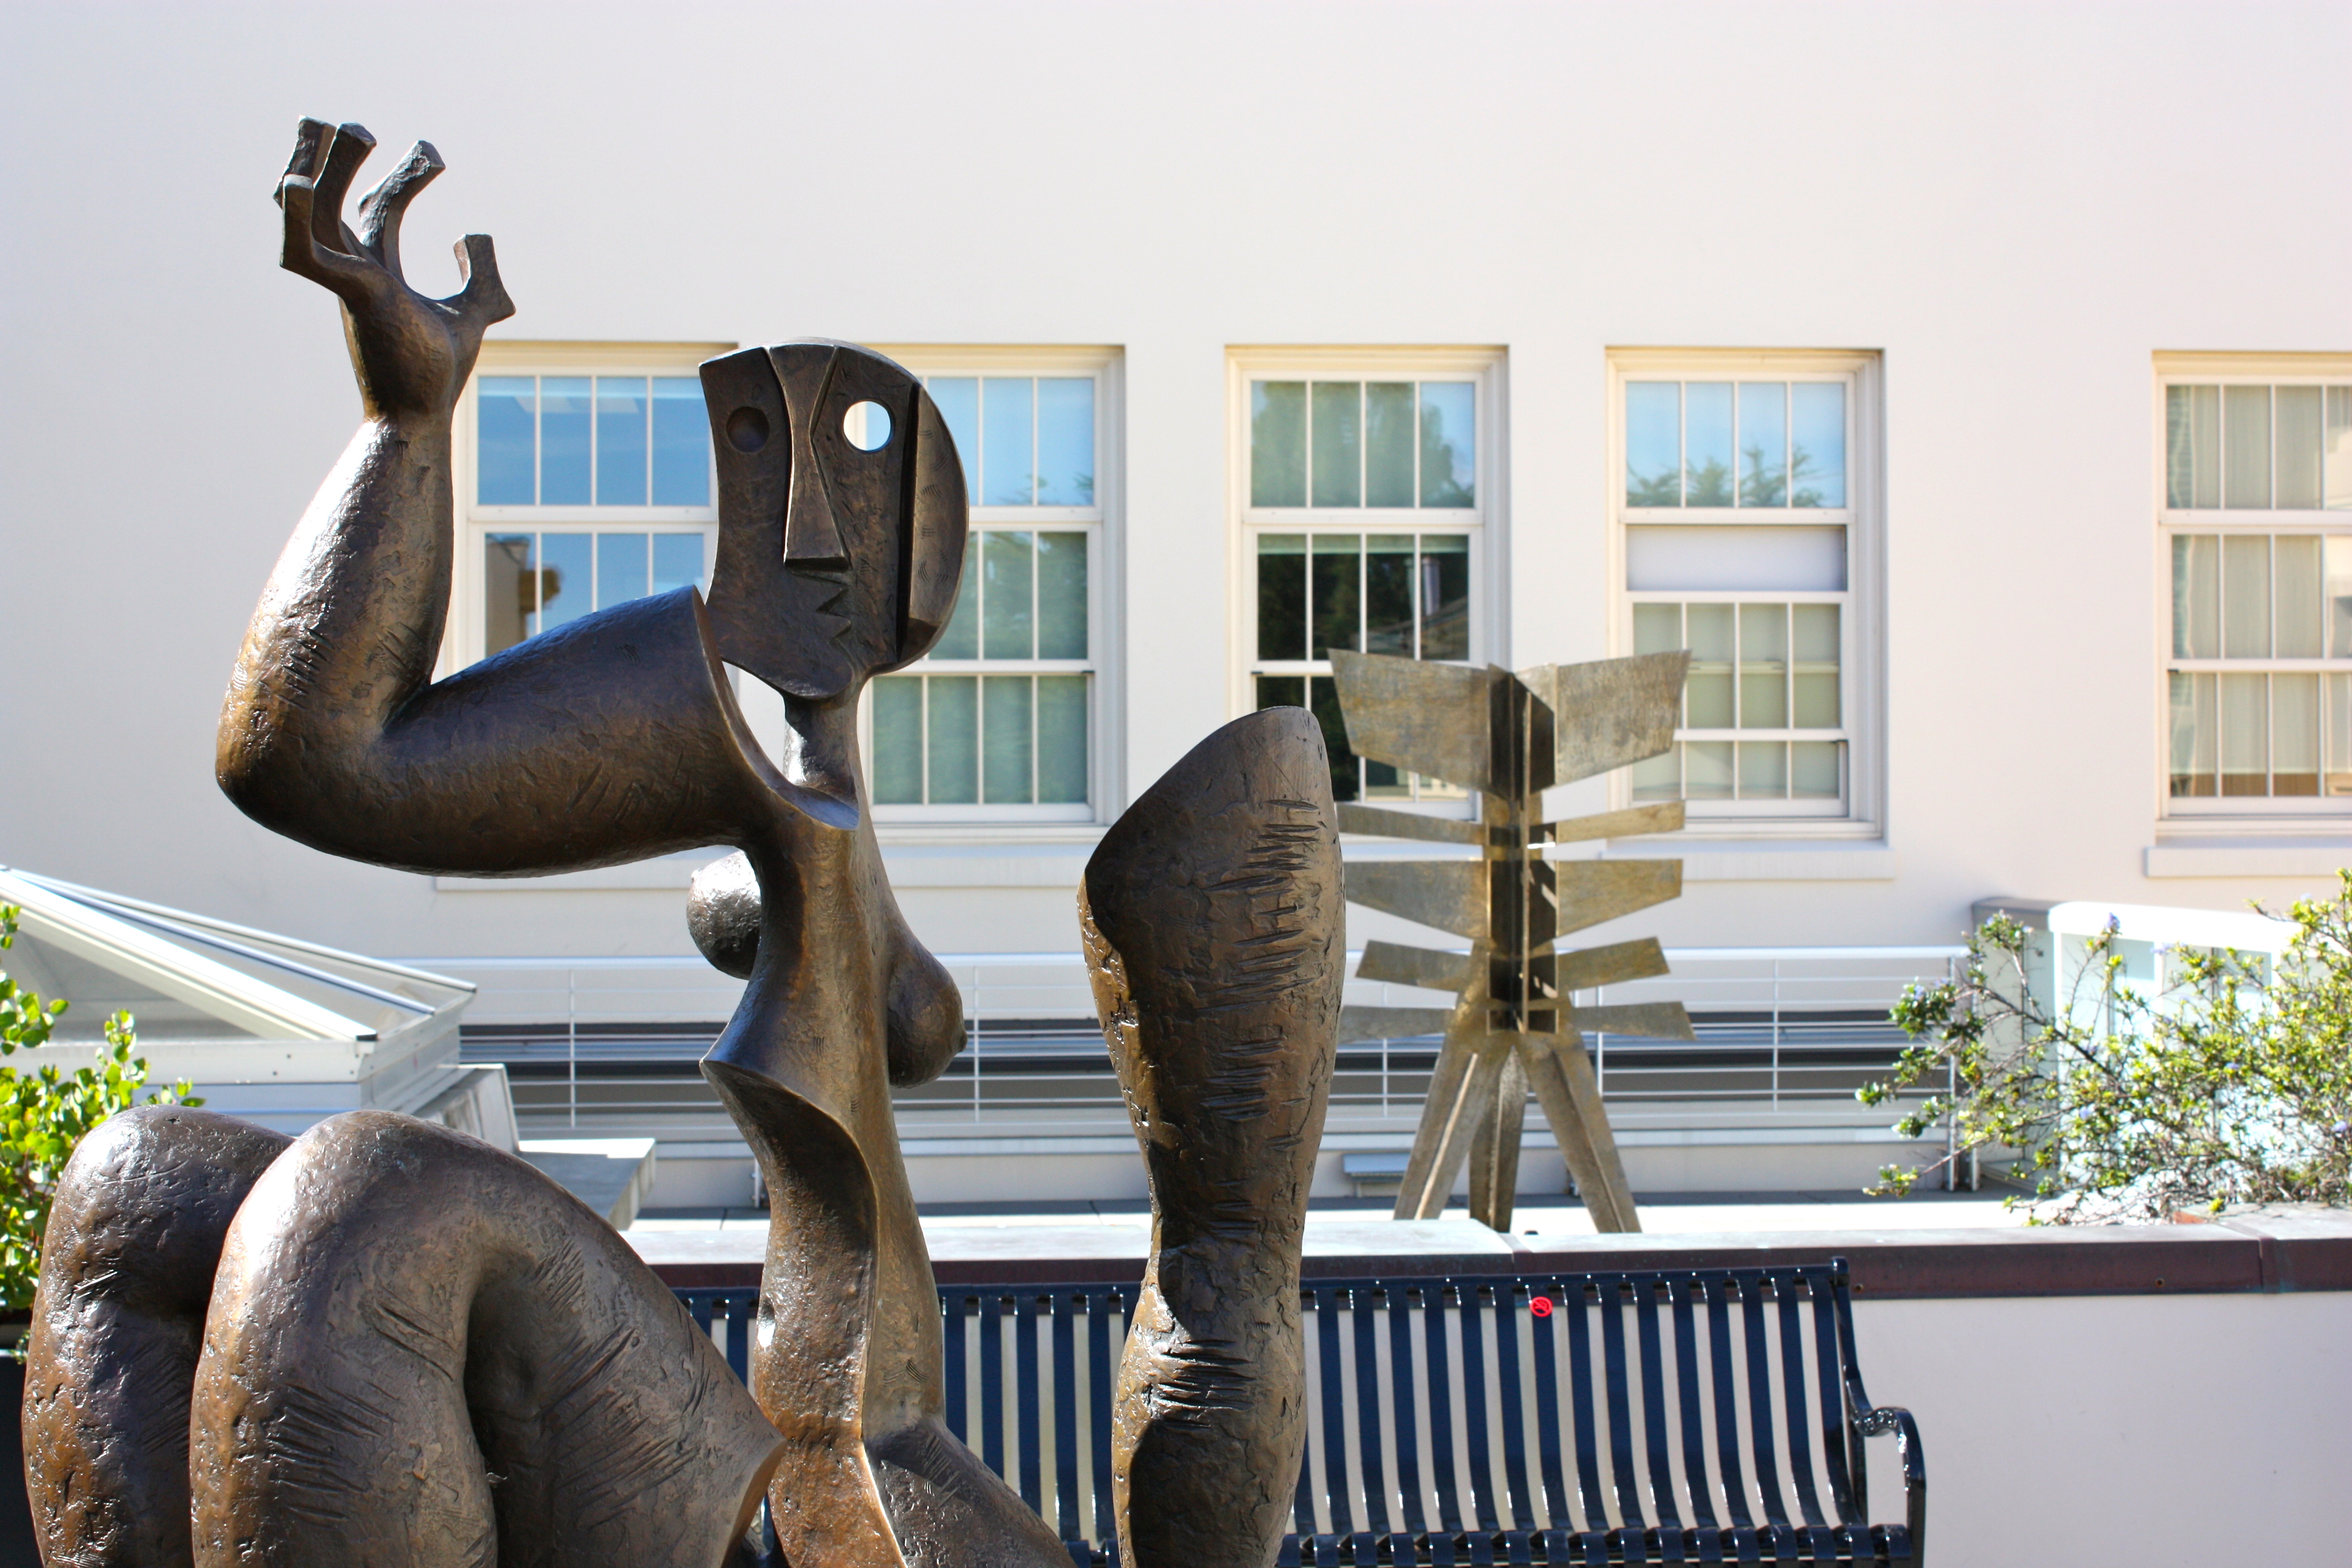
left=3, top=2, right=2346, bottom=1203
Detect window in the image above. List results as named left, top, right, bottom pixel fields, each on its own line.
left=2158, top=358, right=2352, bottom=814
left=868, top=357, right=1115, bottom=821
left=1612, top=351, right=1879, bottom=827
left=1235, top=353, right=1499, bottom=805
left=454, top=345, right=727, bottom=670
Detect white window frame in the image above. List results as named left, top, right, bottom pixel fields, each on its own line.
left=2153, top=351, right=2352, bottom=830
left=1228, top=347, right=1506, bottom=809
left=1607, top=349, right=1883, bottom=838
left=863, top=346, right=1123, bottom=830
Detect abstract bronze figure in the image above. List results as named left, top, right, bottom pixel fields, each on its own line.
left=1328, top=650, right=1695, bottom=1233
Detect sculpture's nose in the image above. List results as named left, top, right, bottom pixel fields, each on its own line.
left=785, top=404, right=850, bottom=571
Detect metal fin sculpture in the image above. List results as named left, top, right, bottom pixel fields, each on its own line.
left=1329, top=649, right=1697, bottom=1233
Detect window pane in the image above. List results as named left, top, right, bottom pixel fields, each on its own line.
left=2328, top=536, right=2352, bottom=658
left=1684, top=383, right=1734, bottom=506
left=1792, top=604, right=1840, bottom=727
left=2224, top=386, right=2271, bottom=509
left=1738, top=603, right=1788, bottom=728
left=1364, top=535, right=1414, bottom=656
left=1738, top=383, right=1788, bottom=507
left=1035, top=378, right=1094, bottom=507
left=2172, top=534, right=2219, bottom=658
left=2329, top=389, right=2352, bottom=510
left=1630, top=748, right=1679, bottom=802
left=596, top=533, right=649, bottom=608
left=1686, top=604, right=1734, bottom=728
left=1037, top=676, right=1088, bottom=804
left=2222, top=534, right=2271, bottom=657
left=1737, top=741, right=1787, bottom=799
left=2275, top=672, right=2320, bottom=795
left=2276, top=534, right=2322, bottom=657
left=982, top=378, right=1035, bottom=506
left=1685, top=740, right=1734, bottom=799
left=933, top=555, right=979, bottom=659
left=652, top=532, right=704, bottom=596
left=1792, top=741, right=1841, bottom=799
left=1036, top=531, right=1088, bottom=659
left=2275, top=386, right=2323, bottom=510
left=929, top=377, right=981, bottom=492
left=1632, top=602, right=1681, bottom=657
left=1308, top=674, right=1358, bottom=803
left=1363, top=756, right=1407, bottom=800
left=982, top=530, right=1034, bottom=658
left=1255, top=674, right=1305, bottom=710
left=871, top=677, right=923, bottom=804
left=1791, top=382, right=1846, bottom=508
left=1256, top=535, right=1306, bottom=661
left=1251, top=382, right=1308, bottom=507
left=2330, top=673, right=2352, bottom=794
left=1366, top=383, right=1415, bottom=507
left=2183, top=385, right=2223, bottom=508
left=1311, top=534, right=1361, bottom=659
left=2169, top=671, right=2217, bottom=797
left=1419, top=383, right=1476, bottom=508
left=651, top=378, right=711, bottom=507
left=595, top=377, right=647, bottom=505
left=540, top=377, right=591, bottom=505
left=982, top=675, right=1033, bottom=804
left=1625, top=525, right=1845, bottom=591
left=1625, top=383, right=1681, bottom=507
left=1312, top=383, right=1362, bottom=508
left=483, top=534, right=533, bottom=656
left=2166, top=386, right=2197, bottom=509
left=537, top=532, right=592, bottom=634
left=1419, top=535, right=1470, bottom=660
left=2220, top=671, right=2268, bottom=794
left=926, top=676, right=978, bottom=803
left=477, top=377, right=536, bottom=504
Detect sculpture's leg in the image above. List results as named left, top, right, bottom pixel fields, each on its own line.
left=187, top=1112, right=783, bottom=1568
left=1520, top=1033, right=1641, bottom=1233
left=1390, top=996, right=1506, bottom=1222
left=1466, top=1047, right=1528, bottom=1232
left=24, top=1107, right=292, bottom=1568
left=1080, top=708, right=1343, bottom=1568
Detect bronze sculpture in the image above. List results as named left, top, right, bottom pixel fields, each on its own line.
left=23, top=119, right=1340, bottom=1568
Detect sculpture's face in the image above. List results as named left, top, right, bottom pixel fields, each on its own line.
left=699, top=342, right=969, bottom=704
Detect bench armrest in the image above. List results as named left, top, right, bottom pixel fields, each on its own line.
left=1847, top=1392, right=1926, bottom=1567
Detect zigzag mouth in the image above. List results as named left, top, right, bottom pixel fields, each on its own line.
left=787, top=567, right=854, bottom=640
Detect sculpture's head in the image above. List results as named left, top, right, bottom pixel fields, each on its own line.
left=698, top=342, right=968, bottom=704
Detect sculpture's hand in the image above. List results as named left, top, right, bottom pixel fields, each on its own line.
left=276, top=118, right=514, bottom=420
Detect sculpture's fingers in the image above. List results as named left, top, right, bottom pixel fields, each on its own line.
left=277, top=177, right=375, bottom=300
left=355, top=139, right=444, bottom=279
left=450, top=232, right=516, bottom=326
left=274, top=117, right=331, bottom=204
left=306, top=121, right=375, bottom=257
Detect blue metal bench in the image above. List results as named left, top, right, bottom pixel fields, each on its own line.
left=678, top=1257, right=1924, bottom=1566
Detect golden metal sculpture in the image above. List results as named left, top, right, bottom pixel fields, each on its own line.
left=1328, top=650, right=1696, bottom=1233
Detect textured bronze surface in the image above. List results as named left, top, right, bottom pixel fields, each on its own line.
left=1354, top=939, right=1477, bottom=994
left=1542, top=799, right=1685, bottom=845
left=1080, top=709, right=1342, bottom=1568
left=1333, top=803, right=1483, bottom=845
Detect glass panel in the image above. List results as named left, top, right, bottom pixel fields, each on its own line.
left=1251, top=382, right=1308, bottom=507
left=1738, top=603, right=1788, bottom=728
left=1255, top=534, right=1306, bottom=661
left=1632, top=602, right=1681, bottom=656
left=539, top=377, right=591, bottom=505
left=536, top=532, right=592, bottom=634
left=2224, top=386, right=2271, bottom=509
left=2275, top=534, right=2322, bottom=657
left=2172, top=534, right=2219, bottom=658
left=1310, top=534, right=1361, bottom=658
left=477, top=377, right=536, bottom=504
left=2223, top=534, right=2271, bottom=657
left=1364, top=757, right=1408, bottom=800
left=1790, top=382, right=1846, bottom=508
left=2277, top=387, right=2323, bottom=510
left=982, top=676, right=1033, bottom=804
left=1792, top=604, right=1840, bottom=727
left=2330, top=673, right=2352, bottom=795
left=1255, top=674, right=1305, bottom=711
left=870, top=677, right=923, bottom=804
left=1418, top=382, right=1476, bottom=508
left=1312, top=382, right=1363, bottom=508
left=1363, top=535, right=1415, bottom=656
left=1737, top=742, right=1787, bottom=799
left=1037, top=675, right=1088, bottom=803
left=2166, top=386, right=2197, bottom=509
left=1624, top=525, right=1845, bottom=591
left=932, top=554, right=979, bottom=660
left=928, top=377, right=981, bottom=493
left=483, top=533, right=533, bottom=656
left=1685, top=740, right=1734, bottom=800
left=1308, top=675, right=1358, bottom=803
left=652, top=532, right=704, bottom=596
left=925, top=676, right=978, bottom=804
left=983, top=378, right=1036, bottom=506
left=2329, top=389, right=2352, bottom=510
left=1684, top=383, right=1734, bottom=506
left=650, top=377, right=710, bottom=507
left=595, top=533, right=648, bottom=608
left=1035, top=378, right=1094, bottom=507
left=1625, top=383, right=1681, bottom=507
left=1630, top=749, right=1678, bottom=802
left=2185, top=385, right=2222, bottom=508
left=595, top=377, right=647, bottom=505
left=1738, top=383, right=1788, bottom=507
left=2169, top=671, right=2217, bottom=797
left=2328, top=536, right=2352, bottom=658
left=1792, top=741, right=1841, bottom=799
left=1365, top=384, right=1416, bottom=507
left=2220, top=671, right=2268, bottom=794
left=1036, top=531, right=1088, bottom=659
left=2274, top=673, right=2319, bottom=795
left=1686, top=604, right=1734, bottom=728
left=1419, top=535, right=1470, bottom=659
left=982, top=530, right=1034, bottom=658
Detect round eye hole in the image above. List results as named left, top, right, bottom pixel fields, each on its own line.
left=726, top=406, right=770, bottom=453
left=843, top=401, right=893, bottom=452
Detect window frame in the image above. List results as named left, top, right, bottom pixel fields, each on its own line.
left=2153, top=352, right=2352, bottom=827
left=1608, top=348, right=1883, bottom=837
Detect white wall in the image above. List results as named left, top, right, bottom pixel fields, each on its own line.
left=3, top=2, right=2347, bottom=974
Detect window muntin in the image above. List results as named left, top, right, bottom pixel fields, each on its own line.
left=475, top=375, right=712, bottom=509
